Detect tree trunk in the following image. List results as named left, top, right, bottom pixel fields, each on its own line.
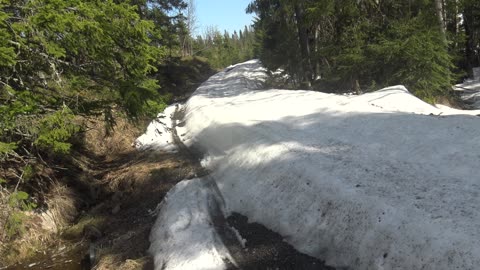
left=463, top=7, right=474, bottom=72
left=434, top=0, right=446, bottom=41
left=294, top=2, right=313, bottom=88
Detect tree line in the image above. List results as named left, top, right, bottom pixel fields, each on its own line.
left=247, top=0, right=480, bottom=100
left=191, top=25, right=256, bottom=69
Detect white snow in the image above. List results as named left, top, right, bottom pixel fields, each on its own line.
left=230, top=226, right=247, bottom=248
left=143, top=60, right=480, bottom=270
left=134, top=104, right=180, bottom=152
left=149, top=178, right=233, bottom=270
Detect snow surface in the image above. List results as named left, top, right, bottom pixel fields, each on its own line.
left=149, top=178, right=234, bottom=270
left=135, top=104, right=180, bottom=152
left=143, top=60, right=480, bottom=270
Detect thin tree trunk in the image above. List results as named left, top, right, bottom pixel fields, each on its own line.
left=434, top=0, right=446, bottom=42
left=455, top=0, right=460, bottom=36
left=294, top=3, right=313, bottom=88
left=463, top=7, right=474, bottom=72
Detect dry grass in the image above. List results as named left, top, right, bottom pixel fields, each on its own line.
left=0, top=112, right=141, bottom=267
left=0, top=111, right=202, bottom=269
left=95, top=253, right=152, bottom=270
left=82, top=113, right=144, bottom=161
left=0, top=188, right=11, bottom=249
left=101, top=152, right=179, bottom=192
left=44, top=183, right=79, bottom=230
left=62, top=214, right=107, bottom=240
left=0, top=182, right=81, bottom=266
left=435, top=95, right=465, bottom=109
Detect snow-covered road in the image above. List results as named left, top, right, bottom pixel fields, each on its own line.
left=139, top=60, right=480, bottom=270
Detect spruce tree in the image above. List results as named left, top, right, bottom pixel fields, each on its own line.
left=248, top=0, right=461, bottom=99
left=0, top=0, right=185, bottom=205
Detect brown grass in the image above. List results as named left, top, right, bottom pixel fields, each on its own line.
left=435, top=95, right=465, bottom=109
left=0, top=112, right=143, bottom=267
left=82, top=113, right=144, bottom=161
left=0, top=182, right=80, bottom=266
left=0, top=188, right=11, bottom=248
left=44, top=183, right=79, bottom=230
left=0, top=110, right=203, bottom=269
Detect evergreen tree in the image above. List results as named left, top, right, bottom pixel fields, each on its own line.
left=248, top=0, right=467, bottom=99
left=192, top=26, right=256, bottom=69
left=247, top=0, right=303, bottom=84
left=462, top=0, right=480, bottom=71
left=0, top=0, right=186, bottom=207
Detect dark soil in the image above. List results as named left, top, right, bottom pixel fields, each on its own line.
left=226, top=213, right=335, bottom=270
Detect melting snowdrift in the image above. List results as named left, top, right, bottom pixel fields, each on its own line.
left=135, top=104, right=180, bottom=152
left=144, top=60, right=480, bottom=270
left=149, top=178, right=233, bottom=270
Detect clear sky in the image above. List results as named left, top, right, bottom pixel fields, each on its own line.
left=194, top=0, right=255, bottom=36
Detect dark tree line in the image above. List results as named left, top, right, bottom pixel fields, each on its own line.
left=247, top=0, right=480, bottom=100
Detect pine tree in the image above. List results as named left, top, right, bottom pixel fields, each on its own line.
left=248, top=0, right=458, bottom=99
left=191, top=26, right=256, bottom=69
left=462, top=0, right=480, bottom=71
left=0, top=0, right=185, bottom=204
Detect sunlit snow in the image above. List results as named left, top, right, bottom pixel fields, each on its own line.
left=141, top=60, right=480, bottom=270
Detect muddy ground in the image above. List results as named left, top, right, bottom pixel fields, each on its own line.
left=226, top=213, right=334, bottom=270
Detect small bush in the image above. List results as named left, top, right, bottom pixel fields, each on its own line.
left=142, top=95, right=172, bottom=119
left=34, top=106, right=80, bottom=155
left=4, top=191, right=37, bottom=239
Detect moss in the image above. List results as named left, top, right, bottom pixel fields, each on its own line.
left=62, top=215, right=107, bottom=240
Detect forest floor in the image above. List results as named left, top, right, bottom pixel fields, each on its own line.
left=1, top=115, right=197, bottom=270
left=0, top=57, right=216, bottom=270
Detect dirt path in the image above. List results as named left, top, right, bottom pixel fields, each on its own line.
left=226, top=213, right=334, bottom=270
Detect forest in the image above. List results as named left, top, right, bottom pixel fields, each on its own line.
left=248, top=0, right=480, bottom=100
left=0, top=0, right=479, bottom=268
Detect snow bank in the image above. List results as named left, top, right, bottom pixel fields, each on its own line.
left=144, top=60, right=480, bottom=270
left=134, top=104, right=180, bottom=152
left=149, top=178, right=233, bottom=270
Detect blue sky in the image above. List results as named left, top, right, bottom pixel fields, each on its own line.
left=194, top=0, right=255, bottom=36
